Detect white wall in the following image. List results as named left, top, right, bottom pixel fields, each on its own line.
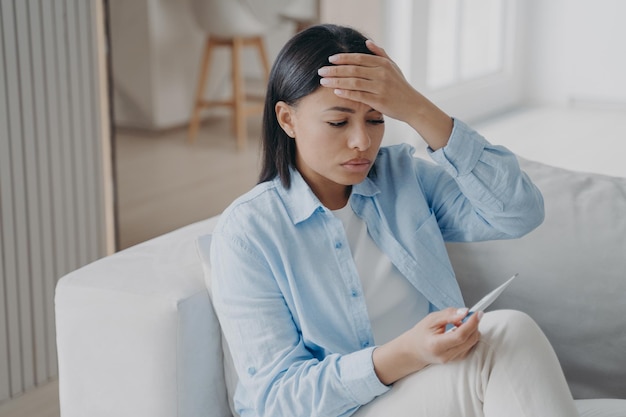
left=525, top=0, right=626, bottom=105
left=320, top=0, right=382, bottom=41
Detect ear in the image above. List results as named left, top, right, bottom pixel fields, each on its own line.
left=275, top=101, right=296, bottom=138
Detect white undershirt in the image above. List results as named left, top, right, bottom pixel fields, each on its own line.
left=332, top=204, right=430, bottom=345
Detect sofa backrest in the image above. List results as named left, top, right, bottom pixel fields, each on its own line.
left=447, top=158, right=626, bottom=399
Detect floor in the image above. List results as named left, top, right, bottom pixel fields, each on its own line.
left=115, top=114, right=263, bottom=250
left=0, top=380, right=59, bottom=417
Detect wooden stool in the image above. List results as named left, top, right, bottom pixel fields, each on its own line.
left=188, top=35, right=270, bottom=150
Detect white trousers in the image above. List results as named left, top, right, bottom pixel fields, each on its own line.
left=354, top=310, right=579, bottom=417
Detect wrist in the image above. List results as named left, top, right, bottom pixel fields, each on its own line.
left=397, top=331, right=430, bottom=373
left=405, top=93, right=453, bottom=151
left=372, top=332, right=428, bottom=385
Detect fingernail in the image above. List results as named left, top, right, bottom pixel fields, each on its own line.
left=319, top=78, right=331, bottom=86
left=317, top=67, right=330, bottom=76
left=328, top=55, right=339, bottom=63
left=456, top=308, right=469, bottom=317
left=477, top=311, right=484, bottom=321
left=334, top=88, right=344, bottom=96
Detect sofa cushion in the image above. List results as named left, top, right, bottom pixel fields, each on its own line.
left=446, top=157, right=626, bottom=399
left=197, top=234, right=239, bottom=417
left=575, top=399, right=626, bottom=417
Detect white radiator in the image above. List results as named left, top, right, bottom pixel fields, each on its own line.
left=0, top=0, right=112, bottom=403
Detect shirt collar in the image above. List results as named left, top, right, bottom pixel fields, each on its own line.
left=275, top=168, right=381, bottom=225
left=353, top=175, right=380, bottom=198
left=275, top=168, right=323, bottom=225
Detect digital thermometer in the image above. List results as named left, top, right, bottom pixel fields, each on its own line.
left=447, top=273, right=519, bottom=332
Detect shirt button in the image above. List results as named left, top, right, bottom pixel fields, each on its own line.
left=247, top=367, right=256, bottom=375
left=335, top=242, right=342, bottom=249
left=362, top=341, right=370, bottom=348
left=351, top=289, right=358, bottom=297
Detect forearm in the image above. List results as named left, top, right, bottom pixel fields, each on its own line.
left=404, top=89, right=454, bottom=151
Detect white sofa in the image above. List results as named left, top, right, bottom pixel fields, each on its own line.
left=55, top=157, right=626, bottom=417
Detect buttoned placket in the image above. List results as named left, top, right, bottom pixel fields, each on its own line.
left=321, top=208, right=374, bottom=350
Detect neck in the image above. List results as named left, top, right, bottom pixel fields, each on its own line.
left=312, top=182, right=351, bottom=210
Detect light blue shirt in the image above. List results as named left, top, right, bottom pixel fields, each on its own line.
left=208, top=119, right=545, bottom=417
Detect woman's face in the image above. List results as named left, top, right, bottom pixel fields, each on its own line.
left=276, top=87, right=385, bottom=208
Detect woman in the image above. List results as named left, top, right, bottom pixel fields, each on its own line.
left=209, top=24, right=578, bottom=416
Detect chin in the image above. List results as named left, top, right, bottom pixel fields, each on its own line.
left=340, top=173, right=370, bottom=186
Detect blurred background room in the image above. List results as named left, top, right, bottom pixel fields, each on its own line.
left=0, top=0, right=624, bottom=416
left=108, top=0, right=626, bottom=249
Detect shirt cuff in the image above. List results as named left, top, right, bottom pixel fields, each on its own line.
left=339, top=347, right=390, bottom=405
left=428, top=118, right=488, bottom=177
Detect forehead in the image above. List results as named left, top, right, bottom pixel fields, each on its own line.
left=296, top=87, right=377, bottom=115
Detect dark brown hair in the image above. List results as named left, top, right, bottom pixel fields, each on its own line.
left=258, top=24, right=373, bottom=188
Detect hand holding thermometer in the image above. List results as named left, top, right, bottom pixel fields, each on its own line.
left=447, top=273, right=519, bottom=332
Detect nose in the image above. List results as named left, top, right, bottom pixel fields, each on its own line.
left=347, top=123, right=371, bottom=151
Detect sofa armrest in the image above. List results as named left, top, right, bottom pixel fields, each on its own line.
left=55, top=217, right=231, bottom=417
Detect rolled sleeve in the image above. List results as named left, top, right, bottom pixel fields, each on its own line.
left=429, top=118, right=488, bottom=177
left=423, top=118, right=545, bottom=240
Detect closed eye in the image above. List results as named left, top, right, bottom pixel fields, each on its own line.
left=327, top=120, right=348, bottom=127
left=326, top=118, right=384, bottom=128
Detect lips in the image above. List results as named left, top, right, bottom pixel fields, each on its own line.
left=341, top=158, right=371, bottom=166
left=340, top=158, right=372, bottom=173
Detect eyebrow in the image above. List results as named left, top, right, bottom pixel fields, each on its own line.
left=323, top=106, right=379, bottom=114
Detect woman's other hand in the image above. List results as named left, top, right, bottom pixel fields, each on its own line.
left=318, top=40, right=453, bottom=150
left=372, top=307, right=482, bottom=385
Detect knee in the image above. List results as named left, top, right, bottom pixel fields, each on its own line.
left=491, top=309, right=536, bottom=328
left=480, top=309, right=544, bottom=347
